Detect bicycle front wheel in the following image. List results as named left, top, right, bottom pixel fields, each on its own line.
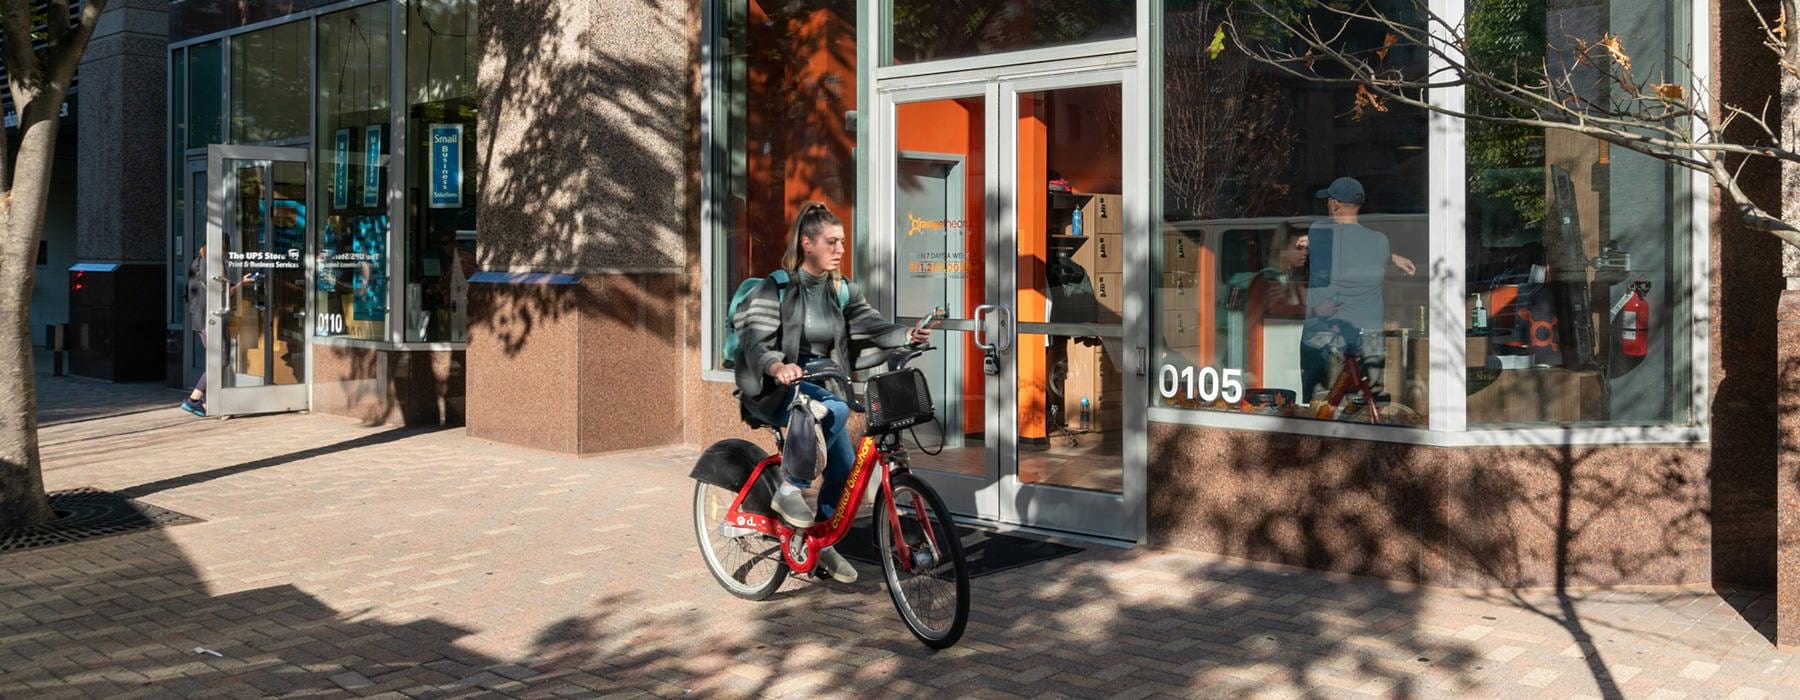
left=875, top=472, right=970, bottom=649
left=692, top=480, right=788, bottom=600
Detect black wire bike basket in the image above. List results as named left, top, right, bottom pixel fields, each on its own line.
left=864, top=367, right=934, bottom=434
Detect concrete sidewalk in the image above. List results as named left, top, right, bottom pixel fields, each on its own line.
left=0, top=373, right=1787, bottom=698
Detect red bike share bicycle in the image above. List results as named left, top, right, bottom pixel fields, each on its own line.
left=689, top=316, right=970, bottom=649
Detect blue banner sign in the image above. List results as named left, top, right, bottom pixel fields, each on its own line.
left=429, top=124, right=463, bottom=209
left=333, top=128, right=350, bottom=209
left=363, top=125, right=383, bottom=208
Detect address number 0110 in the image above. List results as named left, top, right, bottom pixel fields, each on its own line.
left=1158, top=365, right=1245, bottom=404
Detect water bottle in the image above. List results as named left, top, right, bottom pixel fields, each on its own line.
left=1071, top=208, right=1084, bottom=236
left=1079, top=396, right=1091, bottom=432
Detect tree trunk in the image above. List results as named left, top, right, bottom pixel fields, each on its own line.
left=0, top=100, right=70, bottom=528
left=1784, top=2, right=1800, bottom=286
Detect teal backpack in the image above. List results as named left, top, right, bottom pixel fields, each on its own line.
left=723, top=269, right=850, bottom=368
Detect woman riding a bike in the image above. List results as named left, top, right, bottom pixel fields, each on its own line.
left=730, top=202, right=932, bottom=583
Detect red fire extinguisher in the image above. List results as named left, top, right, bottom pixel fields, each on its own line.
left=1620, top=281, right=1651, bottom=358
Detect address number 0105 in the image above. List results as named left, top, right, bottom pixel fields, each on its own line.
left=1158, top=365, right=1245, bottom=404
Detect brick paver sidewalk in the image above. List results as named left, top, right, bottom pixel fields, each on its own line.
left=0, top=372, right=1788, bottom=698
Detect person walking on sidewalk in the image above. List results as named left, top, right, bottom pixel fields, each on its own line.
left=181, top=246, right=253, bottom=417
left=731, top=202, right=935, bottom=583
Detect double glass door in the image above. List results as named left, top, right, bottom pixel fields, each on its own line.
left=881, top=68, right=1145, bottom=541
left=204, top=145, right=311, bottom=416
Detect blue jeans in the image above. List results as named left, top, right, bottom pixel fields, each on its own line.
left=787, top=381, right=855, bottom=521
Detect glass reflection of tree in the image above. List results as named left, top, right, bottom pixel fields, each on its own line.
left=1162, top=1, right=1294, bottom=222
left=1466, top=0, right=1549, bottom=234
left=890, top=0, right=1134, bottom=62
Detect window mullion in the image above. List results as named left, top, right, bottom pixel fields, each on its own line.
left=1427, top=0, right=1468, bottom=433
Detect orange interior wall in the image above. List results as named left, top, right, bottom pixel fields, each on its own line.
left=1016, top=96, right=1049, bottom=440
left=896, top=99, right=988, bottom=437
left=743, top=0, right=857, bottom=279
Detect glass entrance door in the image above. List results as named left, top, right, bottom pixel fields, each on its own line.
left=204, top=145, right=311, bottom=416
left=885, top=69, right=1143, bottom=541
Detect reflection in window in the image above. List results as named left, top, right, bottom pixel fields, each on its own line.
left=888, top=0, right=1134, bottom=64
left=188, top=41, right=224, bottom=149
left=231, top=21, right=310, bottom=143
left=406, top=0, right=478, bottom=343
left=1156, top=0, right=1429, bottom=426
left=711, top=0, right=858, bottom=368
left=1463, top=0, right=1690, bottom=426
left=314, top=4, right=392, bottom=341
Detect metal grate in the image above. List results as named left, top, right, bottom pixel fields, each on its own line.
left=0, top=487, right=200, bottom=553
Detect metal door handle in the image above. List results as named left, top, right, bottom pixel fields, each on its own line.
left=211, top=275, right=232, bottom=317
left=973, top=304, right=997, bottom=350
left=992, top=305, right=1015, bottom=353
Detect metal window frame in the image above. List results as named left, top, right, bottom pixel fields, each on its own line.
left=169, top=0, right=469, bottom=361
left=700, top=0, right=1713, bottom=446
left=1140, top=0, right=1711, bottom=447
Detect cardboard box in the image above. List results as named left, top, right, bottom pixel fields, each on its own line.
left=1083, top=194, right=1124, bottom=234
left=1093, top=272, right=1123, bottom=322
left=1465, top=367, right=1606, bottom=424
left=1162, top=271, right=1200, bottom=310
left=1160, top=307, right=1201, bottom=349
left=1051, top=340, right=1123, bottom=434
left=1163, top=232, right=1203, bottom=272
left=1091, top=233, right=1122, bottom=273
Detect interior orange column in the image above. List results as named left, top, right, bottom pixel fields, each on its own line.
left=1016, top=96, right=1049, bottom=441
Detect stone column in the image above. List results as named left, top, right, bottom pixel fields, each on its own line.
left=466, top=0, right=690, bottom=452
left=70, top=0, right=169, bottom=381
left=1778, top=290, right=1800, bottom=647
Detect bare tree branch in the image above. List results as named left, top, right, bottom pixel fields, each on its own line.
left=1222, top=0, right=1800, bottom=242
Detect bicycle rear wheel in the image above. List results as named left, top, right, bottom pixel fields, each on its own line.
left=693, top=481, right=788, bottom=600
left=875, top=472, right=969, bottom=649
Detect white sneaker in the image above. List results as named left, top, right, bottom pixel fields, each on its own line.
left=817, top=546, right=858, bottom=583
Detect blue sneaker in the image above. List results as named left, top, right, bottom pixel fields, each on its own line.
left=180, top=399, right=206, bottom=417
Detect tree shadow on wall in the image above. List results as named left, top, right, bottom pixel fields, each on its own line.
left=472, top=0, right=690, bottom=359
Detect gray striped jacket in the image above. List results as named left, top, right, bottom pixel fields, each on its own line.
left=731, top=273, right=911, bottom=420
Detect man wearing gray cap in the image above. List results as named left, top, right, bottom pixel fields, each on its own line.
left=1300, top=177, right=1416, bottom=402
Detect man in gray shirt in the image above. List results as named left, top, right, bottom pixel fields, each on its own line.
left=1301, top=177, right=1415, bottom=401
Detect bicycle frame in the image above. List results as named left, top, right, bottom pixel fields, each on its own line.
left=1320, top=351, right=1383, bottom=423
left=719, top=435, right=940, bottom=577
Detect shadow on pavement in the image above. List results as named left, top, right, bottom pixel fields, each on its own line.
left=117, top=427, right=446, bottom=500
left=0, top=525, right=510, bottom=697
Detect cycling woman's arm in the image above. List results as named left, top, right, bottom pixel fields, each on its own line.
left=732, top=279, right=789, bottom=394
left=842, top=281, right=915, bottom=367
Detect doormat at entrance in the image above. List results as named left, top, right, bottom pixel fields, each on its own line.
left=0, top=487, right=201, bottom=554
left=836, top=522, right=1083, bottom=579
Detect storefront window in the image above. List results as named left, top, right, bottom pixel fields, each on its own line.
left=173, top=0, right=338, bottom=43
left=230, top=20, right=310, bottom=143
left=1155, top=0, right=1430, bottom=426
left=189, top=40, right=224, bottom=149
left=314, top=4, right=391, bottom=341
left=406, top=0, right=478, bottom=343
left=886, top=0, right=1133, bottom=65
left=710, top=0, right=859, bottom=369
left=1463, top=0, right=1691, bottom=426
left=171, top=48, right=188, bottom=330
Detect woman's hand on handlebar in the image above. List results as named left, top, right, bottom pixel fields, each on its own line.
left=908, top=325, right=935, bottom=345
left=768, top=362, right=804, bottom=386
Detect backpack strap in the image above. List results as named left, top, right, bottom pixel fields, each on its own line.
left=768, top=269, right=792, bottom=302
